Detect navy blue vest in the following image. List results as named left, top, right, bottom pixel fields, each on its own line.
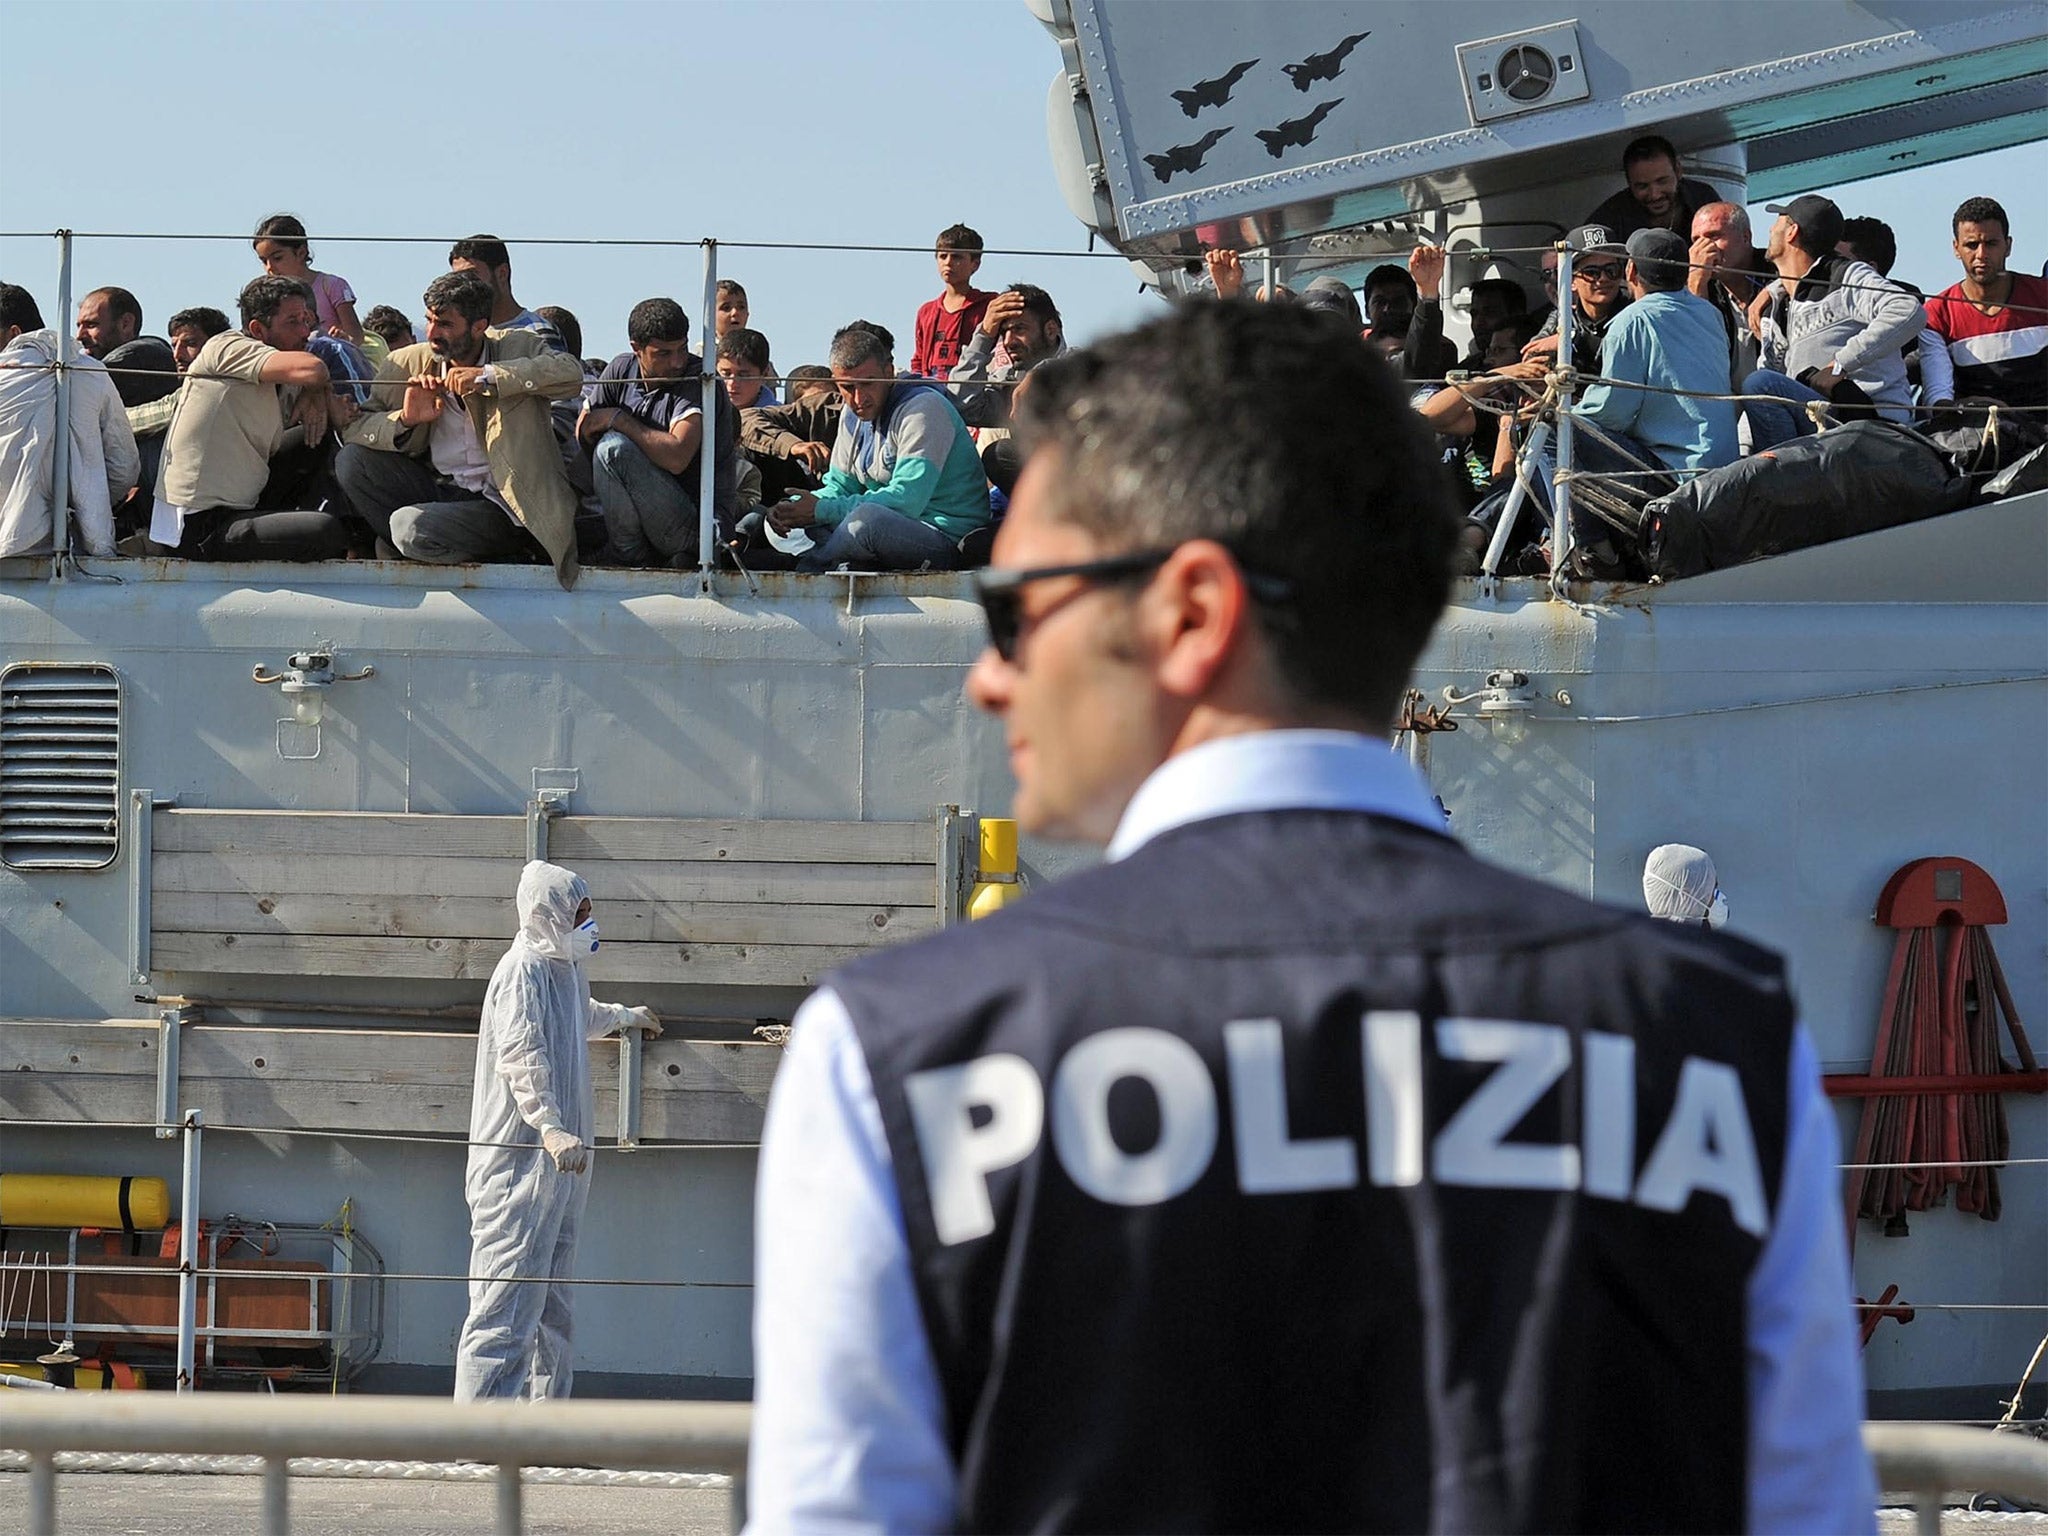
left=834, top=810, right=1795, bottom=1533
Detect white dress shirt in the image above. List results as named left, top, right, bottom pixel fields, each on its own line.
left=746, top=730, right=1875, bottom=1534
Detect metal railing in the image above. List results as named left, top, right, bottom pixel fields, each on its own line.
left=7, top=1401, right=2048, bottom=1535
left=1, top=1391, right=752, bottom=1535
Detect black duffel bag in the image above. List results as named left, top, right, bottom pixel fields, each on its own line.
left=1642, top=420, right=1972, bottom=582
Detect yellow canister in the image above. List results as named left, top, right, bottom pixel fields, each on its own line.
left=968, top=817, right=1025, bottom=919
left=0, top=1173, right=172, bottom=1231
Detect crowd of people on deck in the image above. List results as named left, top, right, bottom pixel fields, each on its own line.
left=1, top=137, right=2042, bottom=578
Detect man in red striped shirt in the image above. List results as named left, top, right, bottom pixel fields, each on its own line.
left=1922, top=196, right=2047, bottom=411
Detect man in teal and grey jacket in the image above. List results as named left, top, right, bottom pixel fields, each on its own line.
left=767, top=320, right=990, bottom=572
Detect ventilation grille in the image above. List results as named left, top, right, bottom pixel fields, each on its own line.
left=1, top=663, right=121, bottom=870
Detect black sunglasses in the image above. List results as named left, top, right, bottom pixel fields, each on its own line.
left=971, top=546, right=1293, bottom=662
left=1575, top=261, right=1625, bottom=282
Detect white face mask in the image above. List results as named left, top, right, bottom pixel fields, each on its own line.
left=1706, top=889, right=1729, bottom=930
left=573, top=917, right=600, bottom=955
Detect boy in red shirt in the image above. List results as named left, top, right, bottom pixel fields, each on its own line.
left=911, top=224, right=992, bottom=376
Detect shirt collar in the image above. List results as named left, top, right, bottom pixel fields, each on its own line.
left=1105, top=728, right=1447, bottom=863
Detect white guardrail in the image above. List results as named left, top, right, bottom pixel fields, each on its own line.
left=0, top=1393, right=751, bottom=1534
left=3, top=1397, right=2046, bottom=1535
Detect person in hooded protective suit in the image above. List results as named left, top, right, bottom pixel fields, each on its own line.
left=1642, top=843, right=1729, bottom=929
left=455, top=860, right=659, bottom=1400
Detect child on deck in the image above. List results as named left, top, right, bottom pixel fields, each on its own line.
left=252, top=213, right=365, bottom=348
left=911, top=224, right=992, bottom=377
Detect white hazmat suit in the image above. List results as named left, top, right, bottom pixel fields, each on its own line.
left=454, top=860, right=655, bottom=1400
left=1642, top=843, right=1729, bottom=929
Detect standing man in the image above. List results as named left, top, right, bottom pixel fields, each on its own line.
left=1582, top=134, right=1722, bottom=239
left=336, top=271, right=586, bottom=581
left=457, top=860, right=659, bottom=1400
left=447, top=235, right=566, bottom=351
left=1921, top=196, right=2048, bottom=411
left=747, top=302, right=1874, bottom=1531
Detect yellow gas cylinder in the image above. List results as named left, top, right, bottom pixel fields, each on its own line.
left=0, top=1361, right=147, bottom=1389
left=968, top=818, right=1025, bottom=919
left=0, top=1174, right=171, bottom=1231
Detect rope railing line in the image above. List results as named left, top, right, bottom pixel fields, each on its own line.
left=11, top=226, right=2047, bottom=319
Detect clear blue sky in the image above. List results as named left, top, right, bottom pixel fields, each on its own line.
left=2, top=0, right=2040, bottom=365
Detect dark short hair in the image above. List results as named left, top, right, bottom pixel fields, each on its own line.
left=2, top=282, right=45, bottom=332
left=1011, top=301, right=1458, bottom=725
left=362, top=304, right=415, bottom=346
left=1467, top=278, right=1528, bottom=315
left=935, top=223, right=984, bottom=255
left=716, top=279, right=748, bottom=303
left=253, top=212, right=310, bottom=252
left=536, top=305, right=582, bottom=358
left=448, top=235, right=511, bottom=272
left=238, top=274, right=314, bottom=328
left=1004, top=282, right=1061, bottom=326
left=421, top=270, right=494, bottom=325
left=786, top=363, right=833, bottom=391
left=1838, top=216, right=1897, bottom=277
left=829, top=321, right=895, bottom=372
left=1622, top=134, right=1679, bottom=171
left=719, top=327, right=771, bottom=371
left=167, top=306, right=231, bottom=340
left=1363, top=264, right=1417, bottom=300
left=84, top=286, right=143, bottom=330
left=1490, top=314, right=1545, bottom=354
left=1953, top=196, right=2009, bottom=240
left=627, top=298, right=689, bottom=348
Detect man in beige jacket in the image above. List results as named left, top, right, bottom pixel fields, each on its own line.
left=337, top=270, right=584, bottom=586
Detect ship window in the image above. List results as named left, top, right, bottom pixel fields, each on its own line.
left=0, top=663, right=121, bottom=871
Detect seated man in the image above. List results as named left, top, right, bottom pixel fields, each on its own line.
left=0, top=282, right=135, bottom=559
left=741, top=372, right=840, bottom=507
left=148, top=276, right=352, bottom=562
left=1687, top=203, right=1770, bottom=385
left=123, top=305, right=232, bottom=516
left=1523, top=227, right=1632, bottom=374
left=1920, top=196, right=2047, bottom=412
left=336, top=270, right=585, bottom=583
left=576, top=297, right=738, bottom=567
left=768, top=321, right=990, bottom=573
left=1582, top=134, right=1722, bottom=240
left=75, top=286, right=178, bottom=411
left=1743, top=195, right=1923, bottom=449
left=946, top=283, right=1067, bottom=497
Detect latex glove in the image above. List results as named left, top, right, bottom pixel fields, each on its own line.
left=541, top=1126, right=588, bottom=1174
left=627, top=1006, right=663, bottom=1037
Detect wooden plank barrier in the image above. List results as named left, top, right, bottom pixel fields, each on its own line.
left=140, top=805, right=972, bottom=994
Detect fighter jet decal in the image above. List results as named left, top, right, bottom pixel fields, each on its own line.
left=1255, top=98, right=1341, bottom=157
left=1144, top=126, right=1233, bottom=184
left=1171, top=59, right=1259, bottom=118
left=1283, top=31, right=1369, bottom=90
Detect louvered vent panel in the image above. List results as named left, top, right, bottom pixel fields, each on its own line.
left=1, top=663, right=121, bottom=870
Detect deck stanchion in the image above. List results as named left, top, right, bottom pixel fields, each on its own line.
left=496, top=1462, right=524, bottom=1534
left=176, top=1109, right=203, bottom=1392
left=262, top=1455, right=291, bottom=1534
left=1550, top=241, right=1576, bottom=596
left=28, top=1450, right=56, bottom=1536
left=699, top=239, right=720, bottom=584
left=51, top=229, right=74, bottom=578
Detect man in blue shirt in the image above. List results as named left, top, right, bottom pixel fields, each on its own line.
left=747, top=301, right=1875, bottom=1533
left=577, top=297, right=737, bottom=566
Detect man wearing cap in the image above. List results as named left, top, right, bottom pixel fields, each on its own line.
left=1741, top=193, right=1924, bottom=450
left=1522, top=226, right=1632, bottom=375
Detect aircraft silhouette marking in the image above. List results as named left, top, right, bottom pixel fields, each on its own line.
left=1171, top=59, right=1260, bottom=117
left=1256, top=98, right=1342, bottom=157
left=1144, top=126, right=1233, bottom=184
left=1284, top=31, right=1369, bottom=90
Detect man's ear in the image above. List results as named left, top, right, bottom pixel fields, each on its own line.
left=1148, top=539, right=1251, bottom=702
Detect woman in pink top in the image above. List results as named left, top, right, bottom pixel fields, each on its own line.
left=252, top=212, right=364, bottom=346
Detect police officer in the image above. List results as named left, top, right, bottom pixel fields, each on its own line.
left=747, top=302, right=1875, bottom=1532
